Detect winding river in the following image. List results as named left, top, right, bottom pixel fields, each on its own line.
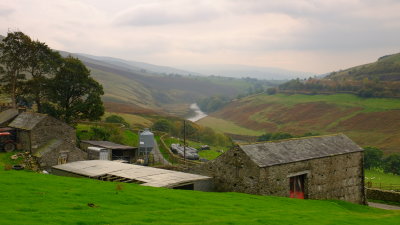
left=187, top=103, right=207, bottom=122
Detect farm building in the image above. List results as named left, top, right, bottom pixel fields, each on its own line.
left=0, top=108, right=18, bottom=126
left=7, top=112, right=86, bottom=169
left=80, top=140, right=138, bottom=163
left=52, top=160, right=213, bottom=191
left=195, top=134, right=365, bottom=204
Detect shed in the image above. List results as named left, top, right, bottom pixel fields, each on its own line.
left=80, top=140, right=138, bottom=163
left=7, top=112, right=86, bottom=169
left=195, top=134, right=365, bottom=204
left=0, top=109, right=18, bottom=126
left=52, top=160, right=213, bottom=191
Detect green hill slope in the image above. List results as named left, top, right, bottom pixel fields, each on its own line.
left=0, top=159, right=399, bottom=224
left=328, top=53, right=400, bottom=81
left=198, top=93, right=400, bottom=154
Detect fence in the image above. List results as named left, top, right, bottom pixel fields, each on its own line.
left=365, top=182, right=400, bottom=191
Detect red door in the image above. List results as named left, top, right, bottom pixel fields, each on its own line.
left=290, top=175, right=305, bottom=199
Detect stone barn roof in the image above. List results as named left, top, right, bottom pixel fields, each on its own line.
left=81, top=140, right=137, bottom=150
left=0, top=109, right=18, bottom=125
left=239, top=134, right=363, bottom=167
left=8, top=112, right=47, bottom=130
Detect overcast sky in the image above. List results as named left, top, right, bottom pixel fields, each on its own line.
left=1, top=0, right=400, bottom=74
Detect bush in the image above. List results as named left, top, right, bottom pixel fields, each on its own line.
left=266, top=88, right=277, bottom=95
left=383, top=154, right=400, bottom=175
left=105, top=115, right=129, bottom=127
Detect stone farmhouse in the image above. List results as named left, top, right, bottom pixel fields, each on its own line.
left=195, top=134, right=365, bottom=204
left=3, top=111, right=86, bottom=169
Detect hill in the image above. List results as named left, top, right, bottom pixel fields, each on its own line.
left=328, top=53, right=400, bottom=81
left=1, top=154, right=399, bottom=224
left=197, top=93, right=400, bottom=154
left=59, top=51, right=264, bottom=116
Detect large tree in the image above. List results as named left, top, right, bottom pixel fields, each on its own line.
left=24, top=40, right=62, bottom=112
left=42, top=56, right=104, bottom=125
left=0, top=31, right=31, bottom=108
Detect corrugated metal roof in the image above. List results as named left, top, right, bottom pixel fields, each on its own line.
left=52, top=160, right=210, bottom=188
left=8, top=112, right=47, bottom=130
left=0, top=109, right=18, bottom=125
left=81, top=140, right=136, bottom=150
left=240, top=134, right=363, bottom=167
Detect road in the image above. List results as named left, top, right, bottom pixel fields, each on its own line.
left=151, top=139, right=171, bottom=165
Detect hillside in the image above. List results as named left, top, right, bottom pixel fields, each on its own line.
left=328, top=53, right=400, bottom=81
left=60, top=51, right=261, bottom=116
left=1, top=156, right=399, bottom=224
left=197, top=93, right=400, bottom=154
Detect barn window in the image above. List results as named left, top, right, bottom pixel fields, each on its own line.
left=58, top=152, right=68, bottom=165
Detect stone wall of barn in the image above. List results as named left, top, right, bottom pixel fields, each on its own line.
left=259, top=152, right=365, bottom=204
left=17, top=130, right=31, bottom=151
left=193, top=146, right=261, bottom=194
left=30, top=117, right=76, bottom=154
left=38, top=142, right=87, bottom=171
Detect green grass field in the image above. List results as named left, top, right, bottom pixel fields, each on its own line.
left=0, top=158, right=399, bottom=224
left=251, top=94, right=400, bottom=112
left=103, top=112, right=153, bottom=128
left=162, top=136, right=229, bottom=160
left=365, top=169, right=400, bottom=190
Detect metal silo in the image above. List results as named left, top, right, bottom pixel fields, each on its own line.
left=138, top=128, right=155, bottom=164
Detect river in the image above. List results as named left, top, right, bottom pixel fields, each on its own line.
left=187, top=103, right=207, bottom=122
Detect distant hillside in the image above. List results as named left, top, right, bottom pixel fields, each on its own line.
left=184, top=64, right=312, bottom=80
left=59, top=51, right=261, bottom=116
left=77, top=53, right=201, bottom=76
left=197, top=93, right=400, bottom=155
left=278, top=53, right=400, bottom=98
left=328, top=53, right=400, bottom=81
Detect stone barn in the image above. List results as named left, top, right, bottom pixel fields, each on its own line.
left=196, top=134, right=365, bottom=204
left=8, top=112, right=86, bottom=169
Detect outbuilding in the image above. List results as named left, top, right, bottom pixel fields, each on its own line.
left=7, top=112, right=86, bottom=169
left=196, top=134, right=365, bottom=204
left=80, top=140, right=138, bottom=163
left=52, top=160, right=213, bottom=191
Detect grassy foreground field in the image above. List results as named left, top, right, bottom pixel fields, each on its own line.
left=201, top=93, right=400, bottom=154
left=1, top=165, right=400, bottom=225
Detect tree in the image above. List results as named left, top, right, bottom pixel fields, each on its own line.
left=24, top=40, right=62, bottom=112
left=152, top=119, right=173, bottom=133
left=383, top=154, right=400, bottom=175
left=42, top=56, right=104, bottom=125
left=0, top=31, right=31, bottom=108
left=363, top=146, right=383, bottom=169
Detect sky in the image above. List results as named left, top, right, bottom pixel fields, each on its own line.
left=1, top=0, right=400, bottom=74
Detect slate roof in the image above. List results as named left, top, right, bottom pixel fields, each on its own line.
left=53, top=160, right=211, bottom=188
left=0, top=109, right=18, bottom=125
left=34, top=139, right=63, bottom=157
left=8, top=112, right=47, bottom=130
left=81, top=140, right=137, bottom=150
left=239, top=134, right=363, bottom=167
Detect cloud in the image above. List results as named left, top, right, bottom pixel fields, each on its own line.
left=1, top=0, right=400, bottom=73
left=113, top=1, right=222, bottom=26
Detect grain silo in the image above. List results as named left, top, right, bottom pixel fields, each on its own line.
left=138, top=128, right=155, bottom=164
